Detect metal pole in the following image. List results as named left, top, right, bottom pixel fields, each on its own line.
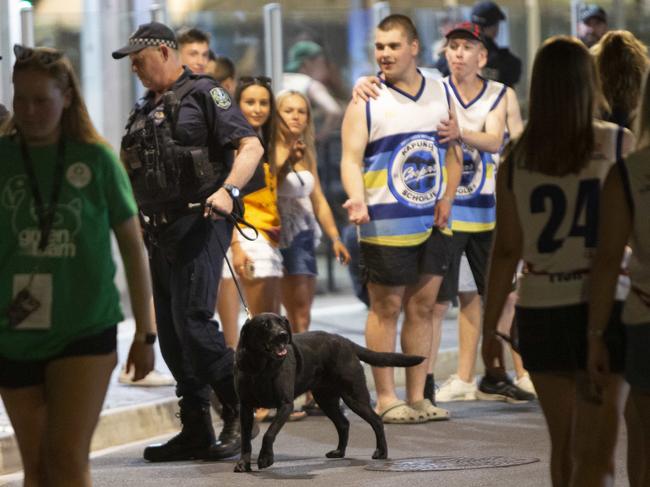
left=150, top=2, right=166, bottom=24
left=263, top=3, right=283, bottom=94
left=526, top=0, right=541, bottom=81
left=20, top=2, right=34, bottom=47
left=371, top=1, right=391, bottom=28
left=570, top=0, right=581, bottom=38
left=612, top=0, right=625, bottom=29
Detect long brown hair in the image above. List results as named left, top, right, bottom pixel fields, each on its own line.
left=0, top=46, right=105, bottom=145
left=591, top=30, right=649, bottom=126
left=636, top=71, right=650, bottom=149
left=235, top=76, right=276, bottom=168
left=512, top=36, right=597, bottom=176
left=272, top=90, right=317, bottom=175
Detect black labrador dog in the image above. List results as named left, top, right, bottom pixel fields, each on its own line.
left=233, top=312, right=424, bottom=472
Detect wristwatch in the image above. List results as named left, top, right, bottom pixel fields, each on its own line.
left=222, top=183, right=241, bottom=199
left=135, top=332, right=157, bottom=345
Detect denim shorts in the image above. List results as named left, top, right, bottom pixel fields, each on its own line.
left=0, top=325, right=117, bottom=388
left=625, top=323, right=650, bottom=392
left=281, top=230, right=317, bottom=276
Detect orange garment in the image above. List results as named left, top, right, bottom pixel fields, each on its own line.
left=243, top=162, right=281, bottom=244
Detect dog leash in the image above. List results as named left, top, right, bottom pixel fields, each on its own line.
left=187, top=201, right=257, bottom=320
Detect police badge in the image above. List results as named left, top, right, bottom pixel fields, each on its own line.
left=210, top=87, right=232, bottom=109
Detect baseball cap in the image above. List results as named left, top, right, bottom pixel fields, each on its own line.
left=471, top=1, right=506, bottom=27
left=112, top=21, right=178, bottom=59
left=445, top=22, right=486, bottom=46
left=580, top=4, right=607, bottom=23
left=285, top=40, right=323, bottom=72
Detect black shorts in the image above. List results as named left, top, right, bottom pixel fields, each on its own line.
left=516, top=302, right=625, bottom=374
left=437, top=230, right=493, bottom=302
left=359, top=229, right=452, bottom=287
left=0, top=325, right=117, bottom=389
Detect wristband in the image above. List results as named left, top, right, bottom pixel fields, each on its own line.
left=440, top=195, right=454, bottom=204
left=134, top=332, right=157, bottom=345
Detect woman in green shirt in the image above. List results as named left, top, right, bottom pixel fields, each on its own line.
left=0, top=46, right=155, bottom=486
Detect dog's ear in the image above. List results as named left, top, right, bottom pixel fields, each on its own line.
left=239, top=319, right=251, bottom=346
left=280, top=315, right=293, bottom=343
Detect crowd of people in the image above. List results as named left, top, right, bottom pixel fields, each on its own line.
left=0, top=1, right=649, bottom=486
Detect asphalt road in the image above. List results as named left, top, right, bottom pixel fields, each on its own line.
left=0, top=399, right=631, bottom=487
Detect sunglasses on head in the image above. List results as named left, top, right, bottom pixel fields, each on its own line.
left=14, top=44, right=64, bottom=66
left=239, top=75, right=272, bottom=87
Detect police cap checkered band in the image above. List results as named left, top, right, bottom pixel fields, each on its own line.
left=112, top=21, right=178, bottom=59
left=445, top=21, right=487, bottom=47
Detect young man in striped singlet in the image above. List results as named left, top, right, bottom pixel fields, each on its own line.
left=341, top=14, right=462, bottom=424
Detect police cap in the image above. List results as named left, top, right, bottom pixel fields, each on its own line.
left=471, top=1, right=506, bottom=27
left=580, top=4, right=607, bottom=23
left=112, top=21, right=178, bottom=59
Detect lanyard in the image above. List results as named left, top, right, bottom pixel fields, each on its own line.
left=19, top=137, right=67, bottom=252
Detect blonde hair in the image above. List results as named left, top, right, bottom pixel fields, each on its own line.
left=512, top=36, right=597, bottom=176
left=0, top=46, right=105, bottom=145
left=273, top=90, right=317, bottom=174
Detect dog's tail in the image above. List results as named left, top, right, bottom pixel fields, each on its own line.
left=352, top=343, right=424, bottom=368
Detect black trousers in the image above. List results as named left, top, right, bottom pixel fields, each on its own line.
left=148, top=215, right=234, bottom=407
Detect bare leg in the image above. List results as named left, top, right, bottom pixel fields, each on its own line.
left=244, top=276, right=281, bottom=315
left=457, top=291, right=481, bottom=382
left=281, top=274, right=316, bottom=333
left=0, top=386, right=47, bottom=487
left=572, top=373, right=628, bottom=487
left=365, top=282, right=404, bottom=411
left=217, top=278, right=241, bottom=349
left=530, top=372, right=576, bottom=487
left=625, top=396, right=648, bottom=487
left=402, top=274, right=442, bottom=404
left=497, top=292, right=528, bottom=379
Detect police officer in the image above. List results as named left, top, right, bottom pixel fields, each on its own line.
left=112, top=22, right=264, bottom=462
left=470, top=1, right=521, bottom=87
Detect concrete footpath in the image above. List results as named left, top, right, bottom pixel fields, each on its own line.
left=0, top=292, right=466, bottom=476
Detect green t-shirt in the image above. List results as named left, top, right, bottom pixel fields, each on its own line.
left=0, top=136, right=138, bottom=360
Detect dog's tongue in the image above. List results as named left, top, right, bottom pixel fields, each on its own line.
left=276, top=348, right=288, bottom=357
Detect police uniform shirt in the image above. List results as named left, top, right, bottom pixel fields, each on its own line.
left=137, top=68, right=257, bottom=200
left=512, top=121, right=625, bottom=308
left=442, top=75, right=507, bottom=232
left=362, top=73, right=450, bottom=247
left=619, top=146, right=650, bottom=324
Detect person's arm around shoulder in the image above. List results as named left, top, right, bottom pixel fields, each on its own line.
left=587, top=164, right=633, bottom=389
left=351, top=75, right=382, bottom=103
left=437, top=141, right=462, bottom=229
left=114, top=216, right=155, bottom=381
left=481, top=156, right=523, bottom=370
left=341, top=98, right=370, bottom=225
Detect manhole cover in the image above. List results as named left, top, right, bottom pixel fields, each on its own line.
left=365, top=456, right=539, bottom=472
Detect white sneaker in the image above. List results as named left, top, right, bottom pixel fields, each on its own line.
left=118, top=367, right=175, bottom=387
left=515, top=373, right=537, bottom=398
left=436, top=374, right=477, bottom=402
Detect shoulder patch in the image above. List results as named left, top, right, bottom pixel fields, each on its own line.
left=210, top=87, right=232, bottom=110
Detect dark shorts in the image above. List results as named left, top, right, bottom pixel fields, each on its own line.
left=625, top=323, right=650, bottom=393
left=0, top=325, right=117, bottom=389
left=281, top=229, right=317, bottom=277
left=437, top=230, right=493, bottom=302
left=516, top=302, right=625, bottom=374
left=359, top=228, right=452, bottom=287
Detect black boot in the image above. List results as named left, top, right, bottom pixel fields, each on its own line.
left=143, top=399, right=216, bottom=462
left=424, top=373, right=436, bottom=404
left=207, top=400, right=243, bottom=460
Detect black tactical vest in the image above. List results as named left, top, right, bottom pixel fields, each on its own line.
left=120, top=76, right=222, bottom=211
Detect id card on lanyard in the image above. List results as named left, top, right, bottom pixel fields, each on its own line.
left=7, top=137, right=66, bottom=330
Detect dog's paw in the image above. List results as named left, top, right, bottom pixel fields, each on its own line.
left=257, top=452, right=274, bottom=469
left=326, top=449, right=345, bottom=458
left=372, top=449, right=387, bottom=460
left=234, top=460, right=252, bottom=472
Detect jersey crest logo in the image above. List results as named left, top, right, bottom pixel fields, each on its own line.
left=210, top=87, right=231, bottom=109
left=387, top=134, right=443, bottom=209
left=455, top=147, right=487, bottom=200
left=66, top=162, right=92, bottom=189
